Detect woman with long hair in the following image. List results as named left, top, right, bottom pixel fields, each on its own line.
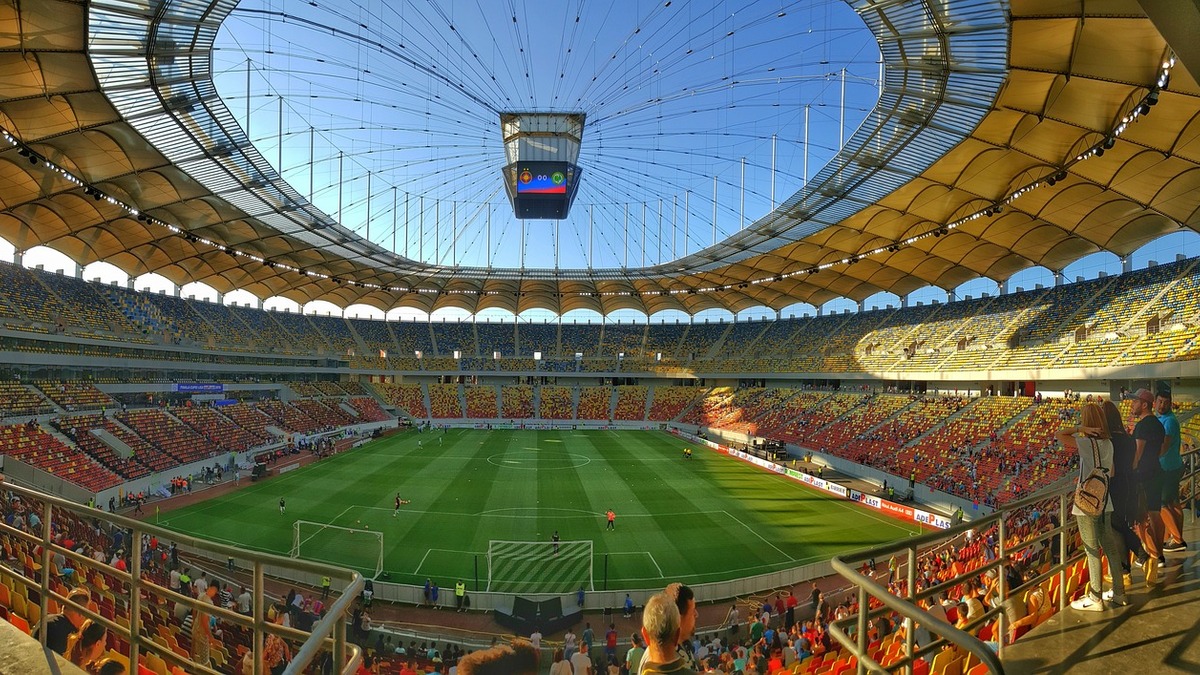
left=67, top=619, right=107, bottom=669
left=1056, top=402, right=1126, bottom=611
left=1102, top=400, right=1148, bottom=583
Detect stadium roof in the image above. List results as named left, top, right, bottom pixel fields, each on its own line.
left=0, top=0, right=1197, bottom=316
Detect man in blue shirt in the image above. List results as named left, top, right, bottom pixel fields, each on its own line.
left=1155, top=391, right=1187, bottom=552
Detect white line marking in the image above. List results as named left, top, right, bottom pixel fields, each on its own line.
left=646, top=551, right=664, bottom=577
left=721, top=510, right=796, bottom=562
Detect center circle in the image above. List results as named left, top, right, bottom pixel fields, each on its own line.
left=486, top=450, right=592, bottom=470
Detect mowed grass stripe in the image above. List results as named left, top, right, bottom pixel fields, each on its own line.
left=159, top=430, right=922, bottom=590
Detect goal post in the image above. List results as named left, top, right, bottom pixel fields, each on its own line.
left=292, top=520, right=384, bottom=579
left=486, top=539, right=594, bottom=594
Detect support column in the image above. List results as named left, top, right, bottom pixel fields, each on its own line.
left=1054, top=270, right=1064, bottom=287
left=172, top=284, right=181, bottom=298
left=1121, top=256, right=1133, bottom=273
left=12, top=250, right=22, bottom=267
left=999, top=280, right=1009, bottom=295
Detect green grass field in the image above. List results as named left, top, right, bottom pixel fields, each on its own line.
left=158, top=429, right=923, bottom=592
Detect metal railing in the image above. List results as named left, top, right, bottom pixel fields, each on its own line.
left=827, top=442, right=1200, bottom=675
left=0, top=479, right=363, bottom=675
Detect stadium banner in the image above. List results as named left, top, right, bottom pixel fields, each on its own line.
left=175, top=383, right=224, bottom=394
left=912, top=508, right=952, bottom=529
left=679, top=428, right=947, bottom=529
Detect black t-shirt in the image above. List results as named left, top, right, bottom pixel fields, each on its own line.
left=1132, top=414, right=1165, bottom=478
left=40, top=614, right=76, bottom=655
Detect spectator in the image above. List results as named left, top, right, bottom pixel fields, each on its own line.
left=1103, top=400, right=1145, bottom=584
left=36, top=587, right=90, bottom=654
left=1155, top=391, right=1187, bottom=553
left=548, top=649, right=571, bottom=675
left=571, top=641, right=593, bottom=675
left=625, top=633, right=646, bottom=675
left=1126, top=388, right=1166, bottom=584
left=1056, top=402, right=1126, bottom=611
left=67, top=619, right=107, bottom=669
left=457, top=640, right=539, bottom=675
left=639, top=592, right=694, bottom=674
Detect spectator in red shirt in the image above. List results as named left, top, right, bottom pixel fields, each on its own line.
left=605, top=623, right=619, bottom=662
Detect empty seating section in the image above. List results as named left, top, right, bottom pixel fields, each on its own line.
left=173, top=405, right=269, bottom=452
left=118, top=409, right=215, bottom=465
left=257, top=400, right=324, bottom=433
left=576, top=386, right=611, bottom=420
left=500, top=385, right=534, bottom=418
left=306, top=314, right=358, bottom=355
left=612, top=386, right=648, bottom=420
left=292, top=399, right=355, bottom=428
left=685, top=387, right=790, bottom=434
left=515, top=323, right=557, bottom=356
left=346, top=396, right=390, bottom=422
left=227, top=304, right=296, bottom=352
left=392, top=321, right=435, bottom=357
left=289, top=382, right=323, bottom=397
left=340, top=381, right=367, bottom=395
left=769, top=393, right=866, bottom=446
left=464, top=386, right=498, bottom=418
left=96, top=415, right=176, bottom=472
left=187, top=301, right=257, bottom=350
left=432, top=322, right=477, bottom=357
left=459, top=357, right=493, bottom=371
left=643, top=323, right=687, bottom=359
left=647, top=386, right=707, bottom=421
left=376, top=383, right=428, bottom=418
left=55, top=414, right=151, bottom=479
left=497, top=357, right=536, bottom=371
left=601, top=324, right=646, bottom=356
left=0, top=261, right=67, bottom=326
left=0, top=422, right=122, bottom=491
left=269, top=312, right=328, bottom=353
left=476, top=323, right=515, bottom=357
left=429, top=384, right=462, bottom=418
left=36, top=381, right=115, bottom=412
left=350, top=317, right=398, bottom=357
left=143, top=293, right=216, bottom=345
left=560, top=324, right=600, bottom=357
left=422, top=357, right=458, bottom=371
left=314, top=382, right=347, bottom=396
left=219, top=402, right=276, bottom=439
left=539, top=386, right=573, bottom=419
left=0, top=382, right=53, bottom=417
left=580, top=357, right=617, bottom=372
left=680, top=387, right=736, bottom=426
left=714, top=321, right=766, bottom=356
left=104, top=285, right=173, bottom=338
left=33, top=268, right=144, bottom=339
left=538, top=358, right=577, bottom=372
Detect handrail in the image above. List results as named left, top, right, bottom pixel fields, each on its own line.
left=0, top=478, right=364, bottom=675
left=828, top=482, right=1077, bottom=675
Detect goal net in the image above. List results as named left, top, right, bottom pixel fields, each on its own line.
left=292, top=520, right=384, bottom=579
left=487, top=540, right=593, bottom=594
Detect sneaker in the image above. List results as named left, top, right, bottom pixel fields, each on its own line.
left=1071, top=594, right=1105, bottom=612
left=1101, top=591, right=1130, bottom=606
left=1164, top=540, right=1188, bottom=553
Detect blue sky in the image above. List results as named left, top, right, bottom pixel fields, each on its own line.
left=210, top=0, right=881, bottom=271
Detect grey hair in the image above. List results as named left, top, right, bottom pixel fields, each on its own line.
left=642, top=592, right=681, bottom=648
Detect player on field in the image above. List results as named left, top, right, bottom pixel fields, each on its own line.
left=393, top=493, right=411, bottom=517
left=279, top=497, right=286, bottom=515
left=552, top=530, right=560, bottom=555
left=606, top=509, right=616, bottom=531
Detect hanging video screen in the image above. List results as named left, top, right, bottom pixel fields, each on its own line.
left=515, top=162, right=570, bottom=194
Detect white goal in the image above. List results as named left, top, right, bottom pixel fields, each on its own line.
left=486, top=539, right=593, bottom=594
left=292, top=520, right=384, bottom=579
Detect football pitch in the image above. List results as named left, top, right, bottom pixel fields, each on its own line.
left=157, top=429, right=923, bottom=593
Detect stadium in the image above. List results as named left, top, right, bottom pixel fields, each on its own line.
left=0, top=0, right=1199, bottom=673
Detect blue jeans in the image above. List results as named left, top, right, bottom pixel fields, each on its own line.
left=1076, top=511, right=1126, bottom=601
